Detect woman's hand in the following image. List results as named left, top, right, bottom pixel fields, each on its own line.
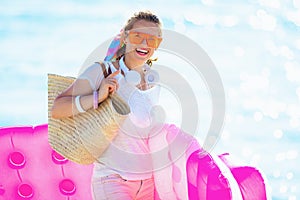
left=98, top=70, right=120, bottom=102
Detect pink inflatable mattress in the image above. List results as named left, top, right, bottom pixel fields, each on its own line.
left=0, top=124, right=93, bottom=200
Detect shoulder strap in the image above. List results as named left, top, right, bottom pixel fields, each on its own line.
left=98, top=62, right=111, bottom=78
left=98, top=61, right=124, bottom=78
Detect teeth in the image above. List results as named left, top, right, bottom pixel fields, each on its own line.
left=136, top=48, right=148, bottom=53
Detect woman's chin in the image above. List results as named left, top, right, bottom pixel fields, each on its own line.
left=125, top=50, right=152, bottom=67
left=132, top=53, right=150, bottom=63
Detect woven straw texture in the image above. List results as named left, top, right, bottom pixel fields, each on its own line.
left=48, top=73, right=130, bottom=165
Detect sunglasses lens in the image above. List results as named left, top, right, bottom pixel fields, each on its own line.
left=149, top=38, right=162, bottom=48
left=147, top=37, right=157, bottom=48
left=128, top=33, right=144, bottom=44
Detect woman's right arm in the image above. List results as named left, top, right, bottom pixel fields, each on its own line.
left=51, top=79, right=97, bottom=119
left=51, top=70, right=120, bottom=119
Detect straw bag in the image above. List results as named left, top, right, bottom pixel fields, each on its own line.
left=48, top=72, right=130, bottom=165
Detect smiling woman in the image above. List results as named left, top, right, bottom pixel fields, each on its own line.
left=50, top=11, right=164, bottom=200
left=48, top=10, right=268, bottom=200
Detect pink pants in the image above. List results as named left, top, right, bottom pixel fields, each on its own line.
left=92, top=174, right=155, bottom=200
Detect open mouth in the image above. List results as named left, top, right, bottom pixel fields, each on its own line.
left=135, top=48, right=149, bottom=56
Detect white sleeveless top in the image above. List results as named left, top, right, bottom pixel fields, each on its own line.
left=78, top=60, right=160, bottom=180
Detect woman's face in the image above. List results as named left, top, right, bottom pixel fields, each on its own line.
left=124, top=20, right=162, bottom=68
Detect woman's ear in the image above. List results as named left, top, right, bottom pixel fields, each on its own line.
left=119, top=29, right=127, bottom=45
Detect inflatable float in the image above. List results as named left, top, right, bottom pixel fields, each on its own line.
left=0, top=124, right=93, bottom=200
left=0, top=124, right=268, bottom=199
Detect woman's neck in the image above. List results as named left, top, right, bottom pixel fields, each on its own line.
left=123, top=56, right=144, bottom=73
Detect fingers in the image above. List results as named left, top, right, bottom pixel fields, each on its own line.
left=107, top=83, right=118, bottom=93
left=107, top=70, right=120, bottom=78
left=105, top=79, right=119, bottom=93
left=106, top=77, right=118, bottom=84
left=99, top=71, right=120, bottom=95
left=110, top=80, right=119, bottom=91
left=105, top=72, right=119, bottom=93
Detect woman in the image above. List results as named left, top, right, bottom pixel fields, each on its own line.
left=51, top=11, right=268, bottom=200
left=51, top=11, right=163, bottom=199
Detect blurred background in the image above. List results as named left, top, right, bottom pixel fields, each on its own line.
left=1, top=0, right=299, bottom=199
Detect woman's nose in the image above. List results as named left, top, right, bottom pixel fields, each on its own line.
left=141, top=38, right=147, bottom=45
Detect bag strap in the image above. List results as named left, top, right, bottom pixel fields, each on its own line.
left=99, top=61, right=125, bottom=78
left=98, top=62, right=111, bottom=78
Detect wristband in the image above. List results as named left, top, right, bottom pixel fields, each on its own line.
left=75, top=96, right=85, bottom=113
left=93, top=90, right=98, bottom=110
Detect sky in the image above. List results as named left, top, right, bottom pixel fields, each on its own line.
left=1, top=0, right=300, bottom=199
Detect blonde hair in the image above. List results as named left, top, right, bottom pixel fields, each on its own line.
left=116, top=11, right=162, bottom=66
left=124, top=11, right=162, bottom=31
